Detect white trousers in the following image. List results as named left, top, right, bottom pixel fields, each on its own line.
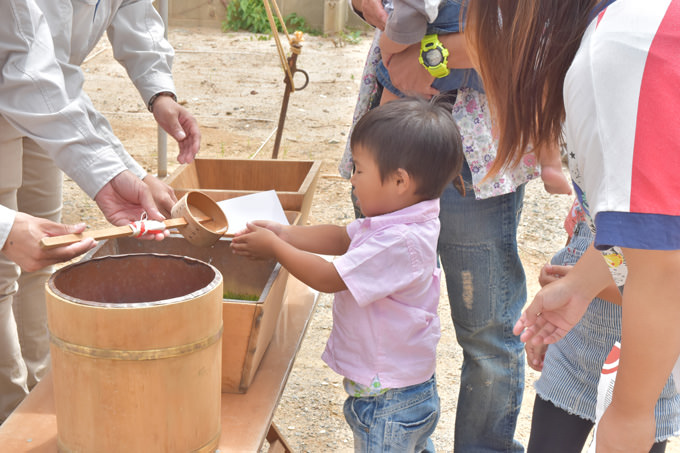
left=0, top=116, right=62, bottom=421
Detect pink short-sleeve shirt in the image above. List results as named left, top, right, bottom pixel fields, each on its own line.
left=322, top=199, right=442, bottom=388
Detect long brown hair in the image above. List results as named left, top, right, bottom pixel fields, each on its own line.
left=463, top=0, right=598, bottom=176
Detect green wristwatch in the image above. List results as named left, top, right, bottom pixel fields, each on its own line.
left=418, top=34, right=450, bottom=78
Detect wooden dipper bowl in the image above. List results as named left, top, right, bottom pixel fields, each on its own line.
left=39, top=190, right=228, bottom=249
left=170, top=191, right=228, bottom=247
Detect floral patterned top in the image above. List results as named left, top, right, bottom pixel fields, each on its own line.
left=452, top=88, right=540, bottom=199
left=339, top=35, right=540, bottom=200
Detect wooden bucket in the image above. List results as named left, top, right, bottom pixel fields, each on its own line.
left=45, top=254, right=223, bottom=453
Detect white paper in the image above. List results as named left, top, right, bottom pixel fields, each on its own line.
left=217, top=190, right=289, bottom=235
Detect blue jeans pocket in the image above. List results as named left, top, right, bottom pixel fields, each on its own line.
left=344, top=376, right=440, bottom=452
left=344, top=396, right=373, bottom=433
left=386, top=409, right=439, bottom=451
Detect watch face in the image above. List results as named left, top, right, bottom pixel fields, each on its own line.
left=423, top=48, right=444, bottom=67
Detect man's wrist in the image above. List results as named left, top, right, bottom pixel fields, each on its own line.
left=148, top=91, right=177, bottom=113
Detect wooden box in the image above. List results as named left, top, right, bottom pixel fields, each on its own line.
left=82, top=213, right=300, bottom=393
left=165, top=158, right=321, bottom=223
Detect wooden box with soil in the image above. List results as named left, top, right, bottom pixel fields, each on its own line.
left=164, top=158, right=321, bottom=223
left=82, top=211, right=301, bottom=393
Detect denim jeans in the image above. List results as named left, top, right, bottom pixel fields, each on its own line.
left=343, top=374, right=440, bottom=452
left=438, top=161, right=526, bottom=452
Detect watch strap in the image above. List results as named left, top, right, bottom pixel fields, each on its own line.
left=148, top=91, right=177, bottom=113
left=419, top=34, right=450, bottom=78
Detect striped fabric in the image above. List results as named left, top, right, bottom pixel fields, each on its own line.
left=534, top=223, right=680, bottom=441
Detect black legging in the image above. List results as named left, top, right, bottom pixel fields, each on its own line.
left=527, top=396, right=667, bottom=453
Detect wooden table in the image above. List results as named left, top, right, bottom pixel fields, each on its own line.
left=0, top=276, right=318, bottom=452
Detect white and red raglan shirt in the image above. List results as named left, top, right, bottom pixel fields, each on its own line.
left=564, top=0, right=680, bottom=286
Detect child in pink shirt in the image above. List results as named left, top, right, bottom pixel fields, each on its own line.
left=231, top=96, right=463, bottom=451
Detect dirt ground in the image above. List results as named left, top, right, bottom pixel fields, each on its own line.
left=62, top=27, right=678, bottom=452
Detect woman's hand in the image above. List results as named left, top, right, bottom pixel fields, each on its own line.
left=386, top=44, right=438, bottom=99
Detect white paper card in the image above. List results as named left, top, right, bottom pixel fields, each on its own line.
left=217, top=190, right=289, bottom=235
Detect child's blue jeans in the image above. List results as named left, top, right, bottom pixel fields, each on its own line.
left=343, top=374, right=439, bottom=452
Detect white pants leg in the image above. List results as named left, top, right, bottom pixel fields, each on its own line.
left=0, top=116, right=62, bottom=421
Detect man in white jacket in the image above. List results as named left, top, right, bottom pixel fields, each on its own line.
left=0, top=0, right=200, bottom=420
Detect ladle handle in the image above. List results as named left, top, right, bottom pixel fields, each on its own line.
left=39, top=217, right=195, bottom=249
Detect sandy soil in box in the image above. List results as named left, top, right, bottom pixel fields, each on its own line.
left=60, top=26, right=678, bottom=452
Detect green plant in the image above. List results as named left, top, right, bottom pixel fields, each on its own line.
left=339, top=29, right=362, bottom=45
left=222, top=0, right=320, bottom=36
left=223, top=0, right=279, bottom=34
left=284, top=12, right=321, bottom=36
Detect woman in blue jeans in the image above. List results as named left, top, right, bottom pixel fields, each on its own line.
left=342, top=1, right=540, bottom=450
left=437, top=160, right=527, bottom=453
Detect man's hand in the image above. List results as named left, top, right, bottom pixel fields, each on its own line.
left=143, top=174, right=177, bottom=218
left=94, top=171, right=166, bottom=241
left=152, top=95, right=201, bottom=164
left=2, top=213, right=95, bottom=272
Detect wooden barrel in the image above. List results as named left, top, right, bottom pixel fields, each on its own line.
left=45, top=253, right=223, bottom=453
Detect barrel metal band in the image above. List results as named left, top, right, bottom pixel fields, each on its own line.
left=57, top=430, right=220, bottom=453
left=49, top=325, right=223, bottom=361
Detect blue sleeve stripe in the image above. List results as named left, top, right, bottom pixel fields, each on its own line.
left=594, top=211, right=680, bottom=251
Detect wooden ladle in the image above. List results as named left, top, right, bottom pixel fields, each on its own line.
left=40, top=191, right=229, bottom=249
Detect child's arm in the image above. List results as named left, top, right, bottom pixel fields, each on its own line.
left=242, top=220, right=352, bottom=255
left=231, top=221, right=350, bottom=293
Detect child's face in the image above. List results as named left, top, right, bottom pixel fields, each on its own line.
left=351, top=145, right=396, bottom=217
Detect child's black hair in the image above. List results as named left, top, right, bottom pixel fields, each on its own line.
left=350, top=96, right=464, bottom=200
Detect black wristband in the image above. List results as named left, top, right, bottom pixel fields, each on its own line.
left=148, top=91, right=177, bottom=112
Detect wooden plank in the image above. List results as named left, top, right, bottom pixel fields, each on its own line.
left=266, top=422, right=294, bottom=453
left=0, top=276, right=318, bottom=453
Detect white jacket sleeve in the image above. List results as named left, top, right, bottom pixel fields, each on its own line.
left=0, top=205, right=18, bottom=252
left=108, top=0, right=177, bottom=107
left=0, top=0, right=128, bottom=199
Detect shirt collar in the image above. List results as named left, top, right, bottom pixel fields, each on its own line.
left=362, top=198, right=440, bottom=229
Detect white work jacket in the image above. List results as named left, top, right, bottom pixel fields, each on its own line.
left=0, top=0, right=174, bottom=250
left=33, top=0, right=177, bottom=182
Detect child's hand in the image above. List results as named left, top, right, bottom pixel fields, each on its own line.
left=230, top=222, right=279, bottom=260
left=250, top=220, right=284, bottom=236
left=538, top=263, right=572, bottom=287
left=232, top=220, right=283, bottom=238
left=525, top=342, right=548, bottom=372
